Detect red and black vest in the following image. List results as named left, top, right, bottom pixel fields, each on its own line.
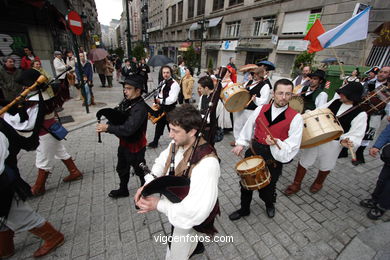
left=254, top=104, right=298, bottom=144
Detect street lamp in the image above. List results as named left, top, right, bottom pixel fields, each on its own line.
left=125, top=0, right=132, bottom=58
left=197, top=17, right=209, bottom=75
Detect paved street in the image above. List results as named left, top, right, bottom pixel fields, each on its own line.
left=11, top=72, right=390, bottom=260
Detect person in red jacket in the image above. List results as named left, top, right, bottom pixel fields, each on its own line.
left=20, top=47, right=40, bottom=70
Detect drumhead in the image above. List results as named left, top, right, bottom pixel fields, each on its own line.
left=237, top=157, right=263, bottom=171
left=224, top=90, right=250, bottom=112
left=301, top=131, right=343, bottom=148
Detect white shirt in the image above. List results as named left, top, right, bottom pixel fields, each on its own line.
left=53, top=57, right=67, bottom=79
left=157, top=79, right=180, bottom=105
left=319, top=100, right=368, bottom=148
left=293, top=76, right=310, bottom=87
left=0, top=132, right=9, bottom=174
left=245, top=80, right=271, bottom=107
left=297, top=86, right=328, bottom=111
left=144, top=141, right=220, bottom=229
left=236, top=104, right=304, bottom=163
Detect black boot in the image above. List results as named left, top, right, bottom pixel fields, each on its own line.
left=338, top=147, right=348, bottom=158
left=109, top=173, right=130, bottom=198
left=353, top=146, right=366, bottom=166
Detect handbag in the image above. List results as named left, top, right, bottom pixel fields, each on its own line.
left=45, top=121, right=68, bottom=141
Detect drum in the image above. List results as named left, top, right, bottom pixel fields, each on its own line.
left=289, top=96, right=304, bottom=114
left=236, top=155, right=271, bottom=190
left=220, top=83, right=250, bottom=112
left=301, top=108, right=344, bottom=149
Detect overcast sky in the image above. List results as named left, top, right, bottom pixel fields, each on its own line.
left=95, top=0, right=123, bottom=26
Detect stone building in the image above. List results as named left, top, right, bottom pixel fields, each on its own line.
left=149, top=0, right=389, bottom=77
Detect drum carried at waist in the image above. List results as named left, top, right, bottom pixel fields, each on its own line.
left=235, top=155, right=271, bottom=190
left=301, top=108, right=344, bottom=149
left=220, top=83, right=250, bottom=112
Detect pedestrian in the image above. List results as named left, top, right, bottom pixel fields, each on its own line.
left=20, top=47, right=40, bottom=70
left=96, top=74, right=148, bottom=198
left=180, top=67, right=194, bottom=104
left=0, top=57, right=23, bottom=101
left=75, top=52, right=95, bottom=105
left=114, top=56, right=122, bottom=82
left=135, top=104, right=220, bottom=259
left=292, top=65, right=311, bottom=94
left=138, top=58, right=150, bottom=93
left=178, top=59, right=186, bottom=80
left=104, top=57, right=114, bottom=88
left=227, top=57, right=237, bottom=71
left=94, top=59, right=107, bottom=88
left=130, top=57, right=138, bottom=75
left=360, top=123, right=390, bottom=220
left=31, top=60, right=51, bottom=80
left=341, top=67, right=360, bottom=87
left=230, top=79, right=304, bottom=220
left=53, top=51, right=70, bottom=101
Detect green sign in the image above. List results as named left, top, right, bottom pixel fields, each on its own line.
left=305, top=13, right=321, bottom=34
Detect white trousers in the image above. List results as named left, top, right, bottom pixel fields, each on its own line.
left=299, top=140, right=343, bottom=171
left=0, top=196, right=45, bottom=233
left=36, top=134, right=70, bottom=171
left=165, top=227, right=198, bottom=260
left=233, top=109, right=252, bottom=141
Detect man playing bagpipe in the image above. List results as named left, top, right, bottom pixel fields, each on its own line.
left=96, top=74, right=148, bottom=198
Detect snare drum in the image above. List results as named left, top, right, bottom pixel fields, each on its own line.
left=301, top=108, right=344, bottom=149
left=236, top=156, right=271, bottom=190
left=289, top=96, right=304, bottom=114
left=220, top=83, right=250, bottom=112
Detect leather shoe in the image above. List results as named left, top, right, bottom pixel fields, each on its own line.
left=266, top=206, right=275, bottom=218
left=148, top=141, right=158, bottom=148
left=108, top=189, right=129, bottom=198
left=228, top=210, right=249, bottom=221
left=360, top=198, right=376, bottom=209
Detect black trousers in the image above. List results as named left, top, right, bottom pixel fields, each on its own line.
left=116, top=146, right=146, bottom=190
left=372, top=164, right=390, bottom=209
left=98, top=73, right=106, bottom=86
left=239, top=141, right=282, bottom=213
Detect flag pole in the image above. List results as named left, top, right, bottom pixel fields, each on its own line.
left=330, top=47, right=345, bottom=76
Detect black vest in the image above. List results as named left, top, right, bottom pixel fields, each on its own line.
left=328, top=99, right=362, bottom=133
left=302, top=85, right=324, bottom=111
left=160, top=78, right=177, bottom=111
left=246, top=81, right=269, bottom=110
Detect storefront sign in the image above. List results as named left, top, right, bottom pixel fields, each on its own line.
left=276, top=40, right=308, bottom=52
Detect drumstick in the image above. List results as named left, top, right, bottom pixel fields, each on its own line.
left=245, top=95, right=255, bottom=107
left=239, top=153, right=250, bottom=166
left=349, top=146, right=357, bottom=162
left=258, top=118, right=281, bottom=150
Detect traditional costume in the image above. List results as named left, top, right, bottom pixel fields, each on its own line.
left=285, top=82, right=367, bottom=195
left=297, top=70, right=328, bottom=112
left=229, top=102, right=303, bottom=219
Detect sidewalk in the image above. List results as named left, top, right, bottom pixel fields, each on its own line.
left=13, top=70, right=390, bottom=260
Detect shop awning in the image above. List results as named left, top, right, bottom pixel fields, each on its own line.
left=189, top=23, right=201, bottom=31
left=236, top=47, right=273, bottom=53
left=178, top=42, right=192, bottom=51
left=207, top=17, right=223, bottom=28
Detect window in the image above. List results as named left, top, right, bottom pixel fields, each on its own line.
left=209, top=24, right=221, bottom=39
left=188, top=0, right=194, bottom=18
left=229, top=0, right=243, bottom=6
left=171, top=5, right=176, bottom=24
left=166, top=9, right=169, bottom=26
left=213, top=0, right=224, bottom=11
left=178, top=1, right=183, bottom=22
left=225, top=21, right=240, bottom=37
left=197, top=0, right=205, bottom=16
left=366, top=46, right=390, bottom=67
left=282, top=9, right=322, bottom=35
left=253, top=16, right=276, bottom=36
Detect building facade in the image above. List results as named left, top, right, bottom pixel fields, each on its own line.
left=148, top=0, right=389, bottom=77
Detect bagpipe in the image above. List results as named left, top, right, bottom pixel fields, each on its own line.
left=96, top=82, right=165, bottom=143
left=137, top=68, right=229, bottom=235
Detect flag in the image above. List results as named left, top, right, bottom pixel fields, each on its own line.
left=304, top=19, right=326, bottom=53
left=318, top=7, right=371, bottom=48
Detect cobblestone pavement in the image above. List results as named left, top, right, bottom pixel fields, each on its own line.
left=11, top=72, right=390, bottom=260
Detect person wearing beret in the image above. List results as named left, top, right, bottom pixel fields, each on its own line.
left=285, top=82, right=367, bottom=195
left=96, top=74, right=148, bottom=198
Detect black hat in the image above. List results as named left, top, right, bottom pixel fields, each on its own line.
left=365, top=66, right=380, bottom=75
left=17, top=69, right=42, bottom=86
left=122, top=74, right=145, bottom=92
left=336, top=82, right=363, bottom=102
left=308, top=69, right=326, bottom=80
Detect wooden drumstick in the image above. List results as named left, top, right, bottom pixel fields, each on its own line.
left=239, top=153, right=249, bottom=166
left=245, top=95, right=256, bottom=107
left=258, top=118, right=281, bottom=150
left=349, top=146, right=357, bottom=162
